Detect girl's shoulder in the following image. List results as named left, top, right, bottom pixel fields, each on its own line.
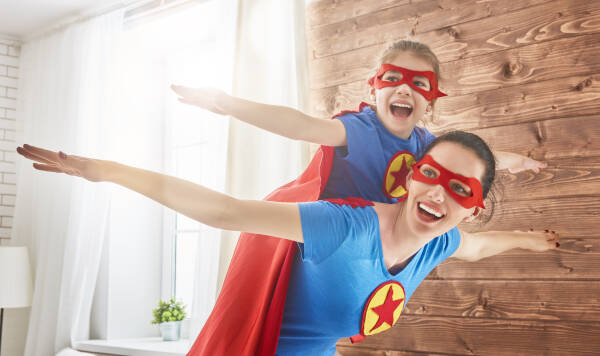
left=331, top=102, right=372, bottom=119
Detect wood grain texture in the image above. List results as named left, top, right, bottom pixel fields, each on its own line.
left=310, top=33, right=600, bottom=93
left=462, top=196, right=599, bottom=238
left=336, top=316, right=600, bottom=356
left=336, top=346, right=451, bottom=356
left=495, top=156, right=600, bottom=202
left=430, top=74, right=600, bottom=131
left=309, top=0, right=599, bottom=61
left=306, top=0, right=411, bottom=29
left=429, top=238, right=599, bottom=279
left=468, top=115, right=600, bottom=160
left=404, top=280, right=600, bottom=321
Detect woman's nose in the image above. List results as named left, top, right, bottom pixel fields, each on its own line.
left=427, top=184, right=445, bottom=202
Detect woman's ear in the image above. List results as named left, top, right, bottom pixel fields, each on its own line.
left=405, top=170, right=413, bottom=190
left=463, top=207, right=481, bottom=223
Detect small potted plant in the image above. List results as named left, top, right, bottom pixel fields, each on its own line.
left=151, top=297, right=187, bottom=341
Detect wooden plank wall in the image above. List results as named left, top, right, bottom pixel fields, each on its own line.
left=305, top=0, right=600, bottom=355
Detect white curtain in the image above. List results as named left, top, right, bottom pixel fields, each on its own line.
left=13, top=10, right=124, bottom=356
left=201, top=0, right=311, bottom=338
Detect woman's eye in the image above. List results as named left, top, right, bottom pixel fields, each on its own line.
left=451, top=183, right=470, bottom=196
left=422, top=168, right=437, bottom=178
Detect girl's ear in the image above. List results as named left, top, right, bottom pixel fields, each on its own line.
left=463, top=207, right=481, bottom=223
left=369, top=87, right=376, bottom=103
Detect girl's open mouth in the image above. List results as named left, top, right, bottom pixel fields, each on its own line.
left=390, top=103, right=413, bottom=119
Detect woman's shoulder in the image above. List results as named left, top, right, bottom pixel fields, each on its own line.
left=371, top=202, right=402, bottom=228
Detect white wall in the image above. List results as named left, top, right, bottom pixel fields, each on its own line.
left=0, top=34, right=27, bottom=356
left=0, top=37, right=18, bottom=240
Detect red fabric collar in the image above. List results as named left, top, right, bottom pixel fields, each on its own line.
left=323, top=197, right=374, bottom=208
left=368, top=64, right=447, bottom=102
left=412, top=155, right=484, bottom=209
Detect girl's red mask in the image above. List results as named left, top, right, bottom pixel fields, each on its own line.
left=368, top=64, right=447, bottom=102
left=411, top=155, right=485, bottom=209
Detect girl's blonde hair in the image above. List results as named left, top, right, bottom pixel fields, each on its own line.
left=375, top=40, right=441, bottom=80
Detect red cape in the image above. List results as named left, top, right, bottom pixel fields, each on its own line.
left=187, top=145, right=335, bottom=356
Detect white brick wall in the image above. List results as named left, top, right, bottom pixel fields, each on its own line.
left=0, top=37, right=18, bottom=240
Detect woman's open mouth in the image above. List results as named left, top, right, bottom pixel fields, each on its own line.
left=416, top=202, right=445, bottom=223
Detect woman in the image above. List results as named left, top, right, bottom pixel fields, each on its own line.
left=16, top=131, right=558, bottom=356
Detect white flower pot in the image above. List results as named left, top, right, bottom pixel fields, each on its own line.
left=159, top=321, right=181, bottom=341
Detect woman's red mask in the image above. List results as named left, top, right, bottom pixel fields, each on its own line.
left=411, top=155, right=485, bottom=209
left=368, top=64, right=447, bottom=102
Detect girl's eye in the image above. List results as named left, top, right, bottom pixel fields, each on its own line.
left=413, top=78, right=431, bottom=90
left=385, top=75, right=400, bottom=82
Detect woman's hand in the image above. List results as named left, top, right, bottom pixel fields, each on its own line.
left=453, top=229, right=560, bottom=261
left=524, top=229, right=561, bottom=252
left=170, top=85, right=229, bottom=115
left=16, top=144, right=109, bottom=182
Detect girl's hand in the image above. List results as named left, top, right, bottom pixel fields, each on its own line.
left=525, top=229, right=560, bottom=252
left=495, top=151, right=548, bottom=174
left=16, top=144, right=109, bottom=182
left=170, top=85, right=228, bottom=115
left=508, top=156, right=548, bottom=174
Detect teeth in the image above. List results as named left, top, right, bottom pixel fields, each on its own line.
left=419, top=203, right=443, bottom=218
left=391, top=103, right=412, bottom=109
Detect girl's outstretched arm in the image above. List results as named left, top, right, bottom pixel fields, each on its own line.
left=452, top=229, right=559, bottom=262
left=171, top=85, right=347, bottom=146
left=495, top=150, right=547, bottom=173
left=17, top=144, right=304, bottom=242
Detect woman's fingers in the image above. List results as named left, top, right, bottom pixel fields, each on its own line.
left=23, top=144, right=64, bottom=162
left=17, top=146, right=55, bottom=165
left=32, top=163, right=66, bottom=174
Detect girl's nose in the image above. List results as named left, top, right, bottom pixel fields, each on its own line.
left=395, top=83, right=412, bottom=96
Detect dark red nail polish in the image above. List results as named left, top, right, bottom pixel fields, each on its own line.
left=59, top=151, right=67, bottom=159
left=556, top=242, right=560, bottom=248
left=544, top=229, right=549, bottom=233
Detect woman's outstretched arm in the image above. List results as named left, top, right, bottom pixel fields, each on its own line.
left=17, top=144, right=304, bottom=242
left=452, top=229, right=560, bottom=262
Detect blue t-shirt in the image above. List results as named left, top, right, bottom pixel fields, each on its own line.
left=275, top=201, right=461, bottom=356
left=320, top=105, right=436, bottom=203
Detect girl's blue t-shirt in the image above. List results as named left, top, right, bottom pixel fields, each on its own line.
left=320, top=105, right=436, bottom=204
left=275, top=201, right=461, bottom=356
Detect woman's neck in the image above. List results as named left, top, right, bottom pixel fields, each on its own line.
left=377, top=202, right=430, bottom=271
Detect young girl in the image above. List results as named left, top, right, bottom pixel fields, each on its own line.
left=170, top=41, right=547, bottom=355
left=16, top=132, right=558, bottom=356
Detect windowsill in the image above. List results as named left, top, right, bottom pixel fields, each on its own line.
left=74, top=338, right=190, bottom=356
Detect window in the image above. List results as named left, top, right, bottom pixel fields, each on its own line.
left=121, top=0, right=231, bottom=319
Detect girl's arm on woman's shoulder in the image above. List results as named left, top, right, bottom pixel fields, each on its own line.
left=17, top=144, right=305, bottom=242
left=171, top=85, right=347, bottom=146
left=452, top=229, right=560, bottom=262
